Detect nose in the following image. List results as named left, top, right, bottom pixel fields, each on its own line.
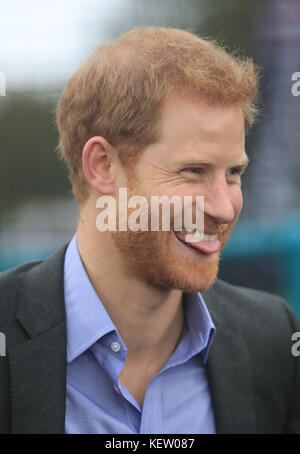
left=203, top=177, right=237, bottom=225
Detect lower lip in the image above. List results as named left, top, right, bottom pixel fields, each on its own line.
left=173, top=231, right=221, bottom=257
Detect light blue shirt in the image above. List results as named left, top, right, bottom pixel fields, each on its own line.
left=64, top=234, right=216, bottom=434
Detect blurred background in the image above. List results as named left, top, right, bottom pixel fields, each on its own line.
left=0, top=0, right=300, bottom=316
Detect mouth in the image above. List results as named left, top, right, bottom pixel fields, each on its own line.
left=173, top=229, right=221, bottom=255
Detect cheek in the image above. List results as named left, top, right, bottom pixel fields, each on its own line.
left=233, top=187, right=243, bottom=215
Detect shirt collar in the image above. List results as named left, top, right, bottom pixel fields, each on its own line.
left=64, top=234, right=116, bottom=363
left=64, top=233, right=216, bottom=365
left=183, top=292, right=216, bottom=365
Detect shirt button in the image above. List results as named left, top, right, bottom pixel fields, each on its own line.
left=111, top=341, right=121, bottom=352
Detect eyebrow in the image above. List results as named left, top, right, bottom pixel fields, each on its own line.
left=176, top=155, right=250, bottom=168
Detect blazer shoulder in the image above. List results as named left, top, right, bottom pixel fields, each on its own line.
left=0, top=259, right=43, bottom=281
left=0, top=260, right=43, bottom=317
left=0, top=242, right=69, bottom=327
left=210, top=278, right=300, bottom=332
left=214, top=277, right=293, bottom=309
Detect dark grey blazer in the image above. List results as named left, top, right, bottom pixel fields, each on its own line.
left=0, top=243, right=299, bottom=434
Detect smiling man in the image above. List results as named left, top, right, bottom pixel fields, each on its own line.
left=0, top=27, right=299, bottom=434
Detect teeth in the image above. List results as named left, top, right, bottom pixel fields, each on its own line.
left=176, top=229, right=218, bottom=241
left=202, top=233, right=217, bottom=241
left=180, top=228, right=197, bottom=234
left=183, top=227, right=196, bottom=233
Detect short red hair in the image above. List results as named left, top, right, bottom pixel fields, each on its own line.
left=56, top=27, right=259, bottom=204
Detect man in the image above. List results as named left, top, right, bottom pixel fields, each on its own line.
left=0, top=27, right=299, bottom=434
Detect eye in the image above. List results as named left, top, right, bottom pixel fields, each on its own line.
left=226, top=166, right=245, bottom=181
left=227, top=168, right=240, bottom=176
left=183, top=168, right=204, bottom=175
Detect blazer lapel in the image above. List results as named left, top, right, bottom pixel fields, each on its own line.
left=204, top=283, right=257, bottom=434
left=8, top=244, right=69, bottom=434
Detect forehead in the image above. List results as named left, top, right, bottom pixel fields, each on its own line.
left=157, top=93, right=245, bottom=146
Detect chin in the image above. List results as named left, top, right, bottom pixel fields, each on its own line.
left=179, top=273, right=218, bottom=293
left=162, top=263, right=219, bottom=293
left=146, top=266, right=219, bottom=293
left=144, top=243, right=221, bottom=293
left=157, top=232, right=221, bottom=292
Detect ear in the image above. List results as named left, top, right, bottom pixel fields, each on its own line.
left=82, top=136, right=116, bottom=195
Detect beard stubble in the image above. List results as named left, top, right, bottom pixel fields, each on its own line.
left=109, top=168, right=236, bottom=293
